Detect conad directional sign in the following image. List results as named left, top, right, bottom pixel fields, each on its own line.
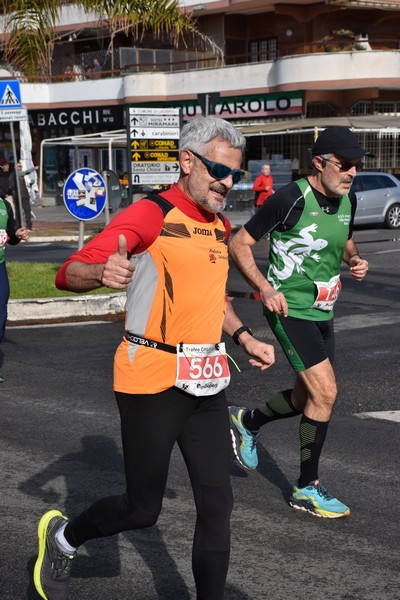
left=63, top=168, right=107, bottom=221
left=128, top=107, right=181, bottom=186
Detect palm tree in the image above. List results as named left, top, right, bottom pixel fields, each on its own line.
left=79, top=0, right=221, bottom=72
left=0, top=0, right=62, bottom=80
left=0, top=0, right=220, bottom=81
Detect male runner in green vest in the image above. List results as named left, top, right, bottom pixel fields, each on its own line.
left=229, top=126, right=370, bottom=518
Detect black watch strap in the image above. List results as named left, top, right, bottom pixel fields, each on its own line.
left=232, top=325, right=253, bottom=345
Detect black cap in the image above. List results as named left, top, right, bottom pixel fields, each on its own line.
left=311, top=126, right=374, bottom=159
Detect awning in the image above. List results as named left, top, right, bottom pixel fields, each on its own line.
left=39, top=130, right=127, bottom=198
left=238, top=115, right=400, bottom=136
left=328, top=0, right=400, bottom=9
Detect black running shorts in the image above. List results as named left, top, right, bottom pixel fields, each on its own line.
left=265, top=312, right=335, bottom=372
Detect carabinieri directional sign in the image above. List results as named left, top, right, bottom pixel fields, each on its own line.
left=63, top=168, right=107, bottom=221
left=128, top=107, right=181, bottom=186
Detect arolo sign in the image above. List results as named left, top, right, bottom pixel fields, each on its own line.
left=132, top=91, right=303, bottom=121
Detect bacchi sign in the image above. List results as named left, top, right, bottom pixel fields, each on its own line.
left=29, top=105, right=125, bottom=129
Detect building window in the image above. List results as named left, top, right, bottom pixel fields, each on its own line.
left=249, top=38, right=277, bottom=62
left=350, top=101, right=372, bottom=115
left=350, top=100, right=400, bottom=115
left=306, top=102, right=338, bottom=118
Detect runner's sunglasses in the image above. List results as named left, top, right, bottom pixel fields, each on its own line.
left=321, top=157, right=364, bottom=172
left=190, top=150, right=245, bottom=184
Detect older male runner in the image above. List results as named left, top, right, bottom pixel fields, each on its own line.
left=229, top=126, right=370, bottom=519
left=33, top=116, right=275, bottom=600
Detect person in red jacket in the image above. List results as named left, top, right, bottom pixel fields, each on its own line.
left=252, top=163, right=274, bottom=209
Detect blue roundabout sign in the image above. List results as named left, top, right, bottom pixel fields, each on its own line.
left=63, top=168, right=107, bottom=221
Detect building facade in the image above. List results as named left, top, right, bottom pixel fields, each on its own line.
left=1, top=0, right=400, bottom=201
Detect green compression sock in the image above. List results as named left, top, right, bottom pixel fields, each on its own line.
left=298, top=415, right=330, bottom=488
left=242, top=389, right=301, bottom=431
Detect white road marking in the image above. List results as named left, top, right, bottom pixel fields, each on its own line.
left=10, top=320, right=115, bottom=329
left=333, top=312, right=400, bottom=332
left=375, top=248, right=400, bottom=254
left=354, top=411, right=400, bottom=423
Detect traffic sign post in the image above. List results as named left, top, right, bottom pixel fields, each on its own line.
left=197, top=92, right=220, bottom=116
left=63, top=168, right=107, bottom=248
left=0, top=79, right=28, bottom=227
left=128, top=107, right=181, bottom=194
left=102, top=169, right=122, bottom=218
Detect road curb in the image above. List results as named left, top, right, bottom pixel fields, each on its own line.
left=8, top=293, right=126, bottom=323
left=28, top=236, right=82, bottom=243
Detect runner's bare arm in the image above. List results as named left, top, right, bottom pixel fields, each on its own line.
left=229, top=227, right=288, bottom=317
left=223, top=300, right=275, bottom=370
left=65, top=234, right=135, bottom=292
left=343, top=238, right=369, bottom=282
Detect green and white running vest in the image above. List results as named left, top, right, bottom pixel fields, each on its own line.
left=265, top=178, right=351, bottom=321
left=0, top=198, right=8, bottom=264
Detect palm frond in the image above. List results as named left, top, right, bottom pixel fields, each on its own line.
left=1, top=0, right=222, bottom=79
left=1, top=0, right=63, bottom=79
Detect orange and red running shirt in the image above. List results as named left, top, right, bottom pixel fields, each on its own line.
left=56, top=184, right=231, bottom=394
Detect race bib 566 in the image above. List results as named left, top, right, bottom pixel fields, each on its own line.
left=176, top=343, right=231, bottom=397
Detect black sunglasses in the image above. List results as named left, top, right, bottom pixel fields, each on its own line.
left=190, top=150, right=245, bottom=184
left=322, top=157, right=364, bottom=172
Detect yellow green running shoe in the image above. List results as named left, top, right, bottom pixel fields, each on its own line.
left=289, top=480, right=350, bottom=518
left=34, top=510, right=76, bottom=600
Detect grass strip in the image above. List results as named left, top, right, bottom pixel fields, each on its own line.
left=8, top=263, right=118, bottom=299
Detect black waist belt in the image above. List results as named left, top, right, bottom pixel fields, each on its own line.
left=125, top=331, right=177, bottom=354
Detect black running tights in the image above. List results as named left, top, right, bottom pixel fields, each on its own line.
left=65, top=387, right=233, bottom=600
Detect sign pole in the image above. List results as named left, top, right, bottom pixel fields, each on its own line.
left=78, top=220, right=85, bottom=250
left=104, top=174, right=110, bottom=226
left=10, top=121, right=24, bottom=227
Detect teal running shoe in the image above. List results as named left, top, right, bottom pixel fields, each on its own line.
left=289, top=480, right=350, bottom=519
left=229, top=406, right=260, bottom=470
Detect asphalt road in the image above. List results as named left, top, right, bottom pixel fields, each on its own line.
left=1, top=227, right=399, bottom=599
left=6, top=240, right=79, bottom=264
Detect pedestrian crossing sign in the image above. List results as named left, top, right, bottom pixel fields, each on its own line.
left=0, top=80, right=22, bottom=109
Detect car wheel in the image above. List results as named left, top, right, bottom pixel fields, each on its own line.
left=384, top=203, right=400, bottom=229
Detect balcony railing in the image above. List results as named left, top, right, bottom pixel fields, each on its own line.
left=5, top=37, right=400, bottom=83
left=119, top=47, right=222, bottom=73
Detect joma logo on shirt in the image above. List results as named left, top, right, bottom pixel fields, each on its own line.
left=193, top=227, right=212, bottom=236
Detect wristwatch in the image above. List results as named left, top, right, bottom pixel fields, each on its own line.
left=232, top=325, right=253, bottom=345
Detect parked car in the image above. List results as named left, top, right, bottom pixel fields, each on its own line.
left=351, top=172, right=400, bottom=229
